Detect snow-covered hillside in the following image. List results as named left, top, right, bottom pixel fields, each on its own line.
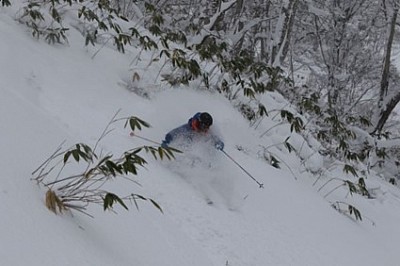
left=1, top=4, right=400, bottom=266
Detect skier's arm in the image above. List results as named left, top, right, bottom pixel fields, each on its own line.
left=161, top=125, right=187, bottom=148
left=161, top=133, right=173, bottom=148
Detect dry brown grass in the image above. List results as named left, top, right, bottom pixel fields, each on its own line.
left=45, top=189, right=66, bottom=214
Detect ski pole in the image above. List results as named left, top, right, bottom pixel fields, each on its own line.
left=220, top=150, right=264, bottom=188
left=130, top=132, right=183, bottom=155
left=130, top=132, right=161, bottom=145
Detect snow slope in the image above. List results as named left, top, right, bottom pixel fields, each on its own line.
left=1, top=4, right=400, bottom=266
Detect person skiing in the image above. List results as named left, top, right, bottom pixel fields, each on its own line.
left=161, top=112, right=224, bottom=151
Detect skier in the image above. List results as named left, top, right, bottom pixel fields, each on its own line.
left=161, top=112, right=230, bottom=206
left=161, top=112, right=224, bottom=151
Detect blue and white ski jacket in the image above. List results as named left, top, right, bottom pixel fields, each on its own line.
left=161, top=113, right=224, bottom=150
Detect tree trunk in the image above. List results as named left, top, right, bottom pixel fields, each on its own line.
left=270, top=0, right=299, bottom=66
left=374, top=92, right=400, bottom=134
left=278, top=0, right=299, bottom=64
left=373, top=6, right=398, bottom=134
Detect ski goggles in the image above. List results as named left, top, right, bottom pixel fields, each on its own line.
left=199, top=121, right=210, bottom=131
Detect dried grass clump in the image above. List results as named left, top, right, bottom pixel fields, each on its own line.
left=45, top=189, right=66, bottom=214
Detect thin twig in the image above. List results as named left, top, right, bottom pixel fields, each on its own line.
left=32, top=140, right=66, bottom=176
left=93, top=109, right=121, bottom=154
left=324, top=183, right=345, bottom=198
left=318, top=177, right=343, bottom=192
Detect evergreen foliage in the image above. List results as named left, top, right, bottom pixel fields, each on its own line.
left=1, top=0, right=10, bottom=7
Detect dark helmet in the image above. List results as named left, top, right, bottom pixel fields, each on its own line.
left=199, top=112, right=213, bottom=128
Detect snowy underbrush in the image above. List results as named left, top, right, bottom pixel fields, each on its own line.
left=228, top=88, right=398, bottom=222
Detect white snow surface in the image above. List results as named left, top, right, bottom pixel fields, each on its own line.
left=1, top=5, right=400, bottom=266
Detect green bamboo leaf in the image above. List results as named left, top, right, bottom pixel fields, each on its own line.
left=103, top=193, right=128, bottom=211
left=123, top=161, right=137, bottom=175
left=119, top=15, right=129, bottom=22
left=344, top=180, right=357, bottom=195
left=358, top=177, right=366, bottom=188
left=284, top=137, right=295, bottom=153
left=136, top=117, right=151, bottom=128
left=115, top=196, right=129, bottom=210
left=63, top=151, right=71, bottom=164
left=129, top=118, right=138, bottom=131
left=158, top=147, right=164, bottom=160
left=105, top=160, right=122, bottom=176
left=103, top=193, right=112, bottom=210
left=149, top=199, right=163, bottom=214
left=1, top=0, right=11, bottom=7
left=348, top=205, right=362, bottom=221
left=97, top=155, right=113, bottom=167
left=72, top=150, right=80, bottom=162
left=134, top=194, right=147, bottom=200
left=127, top=116, right=150, bottom=132
left=343, top=164, right=358, bottom=177
left=258, top=104, right=268, bottom=117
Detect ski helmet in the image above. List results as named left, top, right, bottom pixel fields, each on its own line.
left=199, top=112, right=213, bottom=128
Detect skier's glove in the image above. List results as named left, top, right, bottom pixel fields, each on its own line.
left=215, top=140, right=224, bottom=151
left=161, top=133, right=172, bottom=148
left=161, top=141, right=168, bottom=148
